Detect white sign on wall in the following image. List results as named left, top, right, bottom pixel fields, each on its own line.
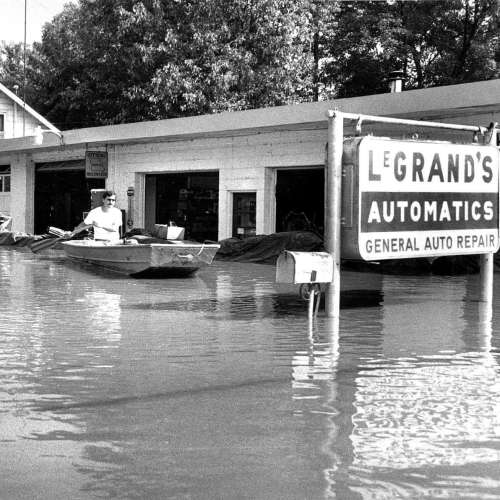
left=357, top=137, right=499, bottom=260
left=85, top=151, right=108, bottom=179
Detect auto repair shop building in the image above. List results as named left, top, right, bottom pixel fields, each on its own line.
left=0, top=79, right=499, bottom=242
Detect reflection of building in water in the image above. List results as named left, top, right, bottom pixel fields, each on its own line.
left=214, top=263, right=277, bottom=320
left=84, top=291, right=121, bottom=339
left=1, top=251, right=69, bottom=370
left=379, top=274, right=469, bottom=356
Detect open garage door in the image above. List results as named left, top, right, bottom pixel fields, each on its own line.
left=145, top=172, right=219, bottom=242
left=275, top=168, right=324, bottom=235
left=34, top=161, right=105, bottom=234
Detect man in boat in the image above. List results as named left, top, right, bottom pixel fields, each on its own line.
left=71, top=190, right=122, bottom=243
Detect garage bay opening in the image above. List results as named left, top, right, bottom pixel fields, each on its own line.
left=275, top=168, right=324, bottom=235
left=145, top=172, right=219, bottom=242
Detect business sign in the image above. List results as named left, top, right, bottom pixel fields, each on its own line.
left=85, top=151, right=108, bottom=178
left=341, top=136, right=499, bottom=261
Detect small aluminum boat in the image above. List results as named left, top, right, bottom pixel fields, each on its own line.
left=61, top=239, right=220, bottom=277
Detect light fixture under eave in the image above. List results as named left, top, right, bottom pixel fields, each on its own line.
left=34, top=125, right=64, bottom=146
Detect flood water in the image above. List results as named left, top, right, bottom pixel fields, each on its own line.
left=1, top=247, right=500, bottom=499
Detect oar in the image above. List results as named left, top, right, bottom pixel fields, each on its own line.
left=29, top=227, right=72, bottom=253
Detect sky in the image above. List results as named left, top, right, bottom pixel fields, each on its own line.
left=0, top=0, right=75, bottom=45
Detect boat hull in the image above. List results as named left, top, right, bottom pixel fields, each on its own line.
left=61, top=240, right=220, bottom=276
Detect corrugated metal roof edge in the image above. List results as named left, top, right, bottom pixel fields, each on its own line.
left=0, top=79, right=498, bottom=154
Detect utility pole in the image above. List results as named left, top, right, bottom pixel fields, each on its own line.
left=13, top=85, right=19, bottom=137
left=23, top=0, right=27, bottom=136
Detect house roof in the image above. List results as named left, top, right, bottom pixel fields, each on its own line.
left=0, top=78, right=499, bottom=153
left=0, top=82, right=61, bottom=136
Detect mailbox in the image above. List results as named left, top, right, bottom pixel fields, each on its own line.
left=276, top=251, right=333, bottom=284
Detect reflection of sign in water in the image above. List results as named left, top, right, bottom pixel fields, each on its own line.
left=348, top=275, right=499, bottom=476
left=343, top=137, right=500, bottom=260
left=351, top=353, right=500, bottom=472
left=85, top=151, right=108, bottom=178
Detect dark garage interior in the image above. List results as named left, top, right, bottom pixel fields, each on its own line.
left=146, top=172, right=219, bottom=242
left=275, top=168, right=324, bottom=235
left=34, top=162, right=105, bottom=234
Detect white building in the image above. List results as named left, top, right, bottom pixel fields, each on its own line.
left=0, top=82, right=61, bottom=216
left=0, top=79, right=498, bottom=240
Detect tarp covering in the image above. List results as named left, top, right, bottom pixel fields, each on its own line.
left=216, top=231, right=324, bottom=264
left=216, top=231, right=487, bottom=274
left=0, top=231, right=56, bottom=248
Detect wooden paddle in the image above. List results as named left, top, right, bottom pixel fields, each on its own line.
left=29, top=227, right=73, bottom=253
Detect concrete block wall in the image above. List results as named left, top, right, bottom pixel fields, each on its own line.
left=9, top=154, right=35, bottom=232
left=108, top=127, right=328, bottom=240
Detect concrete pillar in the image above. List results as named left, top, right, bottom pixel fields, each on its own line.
left=10, top=153, right=35, bottom=233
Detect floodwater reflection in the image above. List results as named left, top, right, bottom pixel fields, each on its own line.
left=300, top=275, right=500, bottom=499
left=1, top=249, right=500, bottom=499
left=81, top=291, right=121, bottom=339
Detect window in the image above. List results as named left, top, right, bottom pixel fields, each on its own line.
left=232, top=192, right=256, bottom=238
left=0, top=114, right=4, bottom=137
left=0, top=166, right=11, bottom=193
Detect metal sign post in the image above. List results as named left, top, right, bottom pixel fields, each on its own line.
left=480, top=122, right=499, bottom=307
left=325, top=110, right=343, bottom=318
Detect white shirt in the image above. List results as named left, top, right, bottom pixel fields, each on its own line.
left=84, top=206, right=122, bottom=242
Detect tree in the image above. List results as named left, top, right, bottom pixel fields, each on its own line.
left=0, top=42, right=41, bottom=105
left=3, top=0, right=497, bottom=128
left=322, top=0, right=499, bottom=98
left=34, top=0, right=314, bottom=129
left=143, top=0, right=314, bottom=114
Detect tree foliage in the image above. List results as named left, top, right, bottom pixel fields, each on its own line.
left=325, top=0, right=499, bottom=97
left=1, top=0, right=498, bottom=130
left=0, top=41, right=41, bottom=104
left=29, top=0, right=314, bottom=128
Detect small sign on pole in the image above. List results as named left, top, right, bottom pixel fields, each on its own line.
left=85, top=151, right=108, bottom=179
left=127, top=186, right=134, bottom=228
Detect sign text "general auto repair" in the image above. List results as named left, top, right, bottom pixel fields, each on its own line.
left=357, top=137, right=499, bottom=260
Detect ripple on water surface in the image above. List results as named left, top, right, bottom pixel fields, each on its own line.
left=1, top=248, right=500, bottom=499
